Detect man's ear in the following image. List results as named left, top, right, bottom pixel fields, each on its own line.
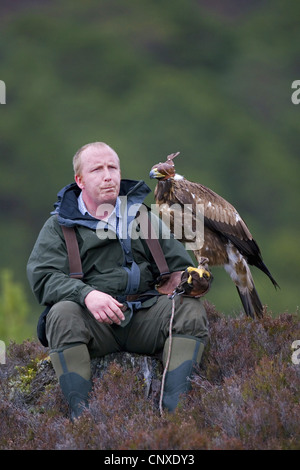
left=75, top=174, right=84, bottom=189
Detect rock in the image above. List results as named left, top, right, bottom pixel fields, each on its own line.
left=8, top=350, right=163, bottom=408
left=91, top=352, right=163, bottom=398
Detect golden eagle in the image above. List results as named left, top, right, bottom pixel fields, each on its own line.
left=149, top=152, right=279, bottom=318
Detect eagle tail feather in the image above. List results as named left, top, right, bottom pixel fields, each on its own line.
left=236, top=285, right=264, bottom=319
left=258, top=261, right=280, bottom=290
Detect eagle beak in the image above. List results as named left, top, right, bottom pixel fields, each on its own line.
left=149, top=168, right=165, bottom=179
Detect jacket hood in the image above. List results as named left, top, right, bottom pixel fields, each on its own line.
left=52, top=179, right=152, bottom=228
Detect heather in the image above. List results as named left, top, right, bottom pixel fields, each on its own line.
left=1, top=301, right=299, bottom=450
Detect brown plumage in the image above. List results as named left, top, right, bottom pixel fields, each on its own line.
left=149, top=152, right=279, bottom=319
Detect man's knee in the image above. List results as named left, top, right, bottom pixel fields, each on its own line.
left=46, top=301, right=90, bottom=350
left=172, top=297, right=209, bottom=343
left=48, top=300, right=82, bottom=319
left=47, top=301, right=82, bottom=333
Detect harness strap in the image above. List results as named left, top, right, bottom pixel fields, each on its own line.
left=61, top=225, right=84, bottom=279
left=60, top=209, right=170, bottom=283
left=137, top=208, right=170, bottom=281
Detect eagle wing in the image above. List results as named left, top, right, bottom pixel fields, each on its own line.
left=155, top=177, right=279, bottom=288
left=169, top=178, right=272, bottom=271
left=172, top=178, right=253, bottom=240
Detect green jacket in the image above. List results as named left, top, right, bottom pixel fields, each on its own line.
left=27, top=179, right=194, bottom=308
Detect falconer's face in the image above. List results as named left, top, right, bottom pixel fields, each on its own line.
left=75, top=145, right=121, bottom=216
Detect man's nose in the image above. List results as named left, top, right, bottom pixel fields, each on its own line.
left=103, top=167, right=112, bottom=180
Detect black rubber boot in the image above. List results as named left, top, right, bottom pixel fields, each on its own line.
left=50, top=343, right=92, bottom=421
left=59, top=372, right=92, bottom=421
left=162, top=334, right=205, bottom=412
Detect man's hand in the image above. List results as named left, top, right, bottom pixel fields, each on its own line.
left=84, top=290, right=125, bottom=325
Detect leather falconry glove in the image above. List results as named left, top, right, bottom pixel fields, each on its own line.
left=156, top=257, right=213, bottom=298
left=172, top=264, right=212, bottom=298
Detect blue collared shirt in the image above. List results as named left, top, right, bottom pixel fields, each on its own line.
left=77, top=192, right=122, bottom=238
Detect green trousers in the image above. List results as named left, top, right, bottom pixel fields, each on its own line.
left=46, top=295, right=208, bottom=356
left=46, top=295, right=208, bottom=415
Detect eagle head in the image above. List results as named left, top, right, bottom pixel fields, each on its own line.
left=149, top=152, right=180, bottom=180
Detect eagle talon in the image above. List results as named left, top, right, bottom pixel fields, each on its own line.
left=186, top=266, right=212, bottom=281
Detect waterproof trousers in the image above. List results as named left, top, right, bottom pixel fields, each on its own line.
left=46, top=295, right=208, bottom=415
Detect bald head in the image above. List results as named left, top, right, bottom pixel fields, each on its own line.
left=73, top=142, right=120, bottom=177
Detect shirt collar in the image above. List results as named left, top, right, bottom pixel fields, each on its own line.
left=77, top=192, right=121, bottom=224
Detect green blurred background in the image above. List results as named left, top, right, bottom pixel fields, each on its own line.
left=0, top=0, right=299, bottom=342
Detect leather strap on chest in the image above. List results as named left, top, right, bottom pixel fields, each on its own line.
left=60, top=210, right=170, bottom=282
left=60, top=225, right=84, bottom=279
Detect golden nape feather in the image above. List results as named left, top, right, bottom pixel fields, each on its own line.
left=149, top=152, right=279, bottom=319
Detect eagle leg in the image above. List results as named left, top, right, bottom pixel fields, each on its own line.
left=224, top=243, right=264, bottom=319
left=236, top=285, right=263, bottom=319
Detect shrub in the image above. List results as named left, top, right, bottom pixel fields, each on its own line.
left=0, top=302, right=300, bottom=450
left=0, top=270, right=32, bottom=343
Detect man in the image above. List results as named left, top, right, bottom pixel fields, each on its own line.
left=27, top=142, right=209, bottom=420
